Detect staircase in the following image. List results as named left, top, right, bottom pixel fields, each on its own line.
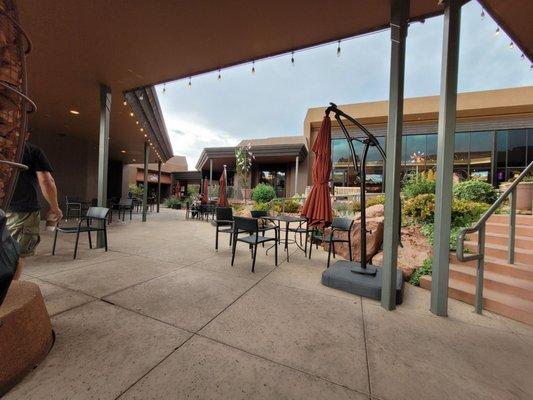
left=421, top=214, right=533, bottom=325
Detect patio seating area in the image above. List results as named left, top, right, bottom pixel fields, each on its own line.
left=6, top=208, right=533, bottom=400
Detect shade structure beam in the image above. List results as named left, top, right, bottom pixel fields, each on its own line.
left=156, top=160, right=161, bottom=213
left=431, top=0, right=462, bottom=317
left=381, top=0, right=409, bottom=310
left=97, top=84, right=111, bottom=248
left=142, top=142, right=149, bottom=222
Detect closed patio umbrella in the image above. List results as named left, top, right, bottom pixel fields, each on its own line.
left=201, top=177, right=209, bottom=204
left=218, top=168, right=228, bottom=207
left=301, top=116, right=332, bottom=227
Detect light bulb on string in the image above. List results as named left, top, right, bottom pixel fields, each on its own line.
left=291, top=52, right=295, bottom=66
left=188, top=77, right=192, bottom=88
left=252, top=61, right=255, bottom=74
left=480, top=9, right=485, bottom=19
left=495, top=27, right=500, bottom=36
left=217, top=69, right=221, bottom=81
left=521, top=54, right=525, bottom=60
left=337, top=40, right=341, bottom=57
left=139, top=93, right=144, bottom=101
left=509, top=42, right=514, bottom=48
left=162, top=83, right=166, bottom=94
left=123, top=99, right=127, bottom=106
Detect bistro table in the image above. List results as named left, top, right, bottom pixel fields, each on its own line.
left=264, top=214, right=307, bottom=261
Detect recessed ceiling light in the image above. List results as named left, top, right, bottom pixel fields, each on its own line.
left=121, top=150, right=126, bottom=154
left=69, top=110, right=80, bottom=115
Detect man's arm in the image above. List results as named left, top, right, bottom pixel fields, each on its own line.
left=36, top=171, right=63, bottom=220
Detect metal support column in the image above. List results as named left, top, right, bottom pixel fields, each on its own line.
left=431, top=0, right=462, bottom=316
left=209, top=159, right=213, bottom=198
left=381, top=0, right=409, bottom=310
left=142, top=142, right=149, bottom=222
left=97, top=84, right=111, bottom=248
left=156, top=160, right=162, bottom=213
left=294, top=156, right=299, bottom=195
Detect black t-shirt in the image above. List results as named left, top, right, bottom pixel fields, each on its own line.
left=8, top=143, right=53, bottom=212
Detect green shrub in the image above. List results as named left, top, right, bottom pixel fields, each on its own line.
left=366, top=195, right=385, bottom=208
left=334, top=202, right=354, bottom=216
left=403, top=193, right=436, bottom=224
left=402, top=171, right=436, bottom=199
left=453, top=180, right=497, bottom=204
left=409, top=258, right=432, bottom=286
left=251, top=183, right=276, bottom=203
left=128, top=184, right=143, bottom=199
left=283, top=199, right=301, bottom=214
left=451, top=198, right=489, bottom=227
left=352, top=201, right=361, bottom=213
left=420, top=223, right=463, bottom=251
left=164, top=197, right=181, bottom=208
left=252, top=202, right=270, bottom=212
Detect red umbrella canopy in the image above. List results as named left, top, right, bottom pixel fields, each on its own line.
left=301, top=116, right=333, bottom=227
left=201, top=178, right=209, bottom=204
left=175, top=181, right=181, bottom=199
left=218, top=171, right=227, bottom=207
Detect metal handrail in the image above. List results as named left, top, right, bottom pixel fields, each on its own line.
left=456, top=161, right=533, bottom=314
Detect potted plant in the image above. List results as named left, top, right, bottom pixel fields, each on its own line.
left=235, top=143, right=254, bottom=202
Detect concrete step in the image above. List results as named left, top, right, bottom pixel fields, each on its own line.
left=450, top=253, right=533, bottom=281
left=449, top=263, right=533, bottom=301
left=464, top=241, right=533, bottom=266
left=485, top=222, right=533, bottom=237
left=420, top=275, right=533, bottom=326
left=469, top=232, right=533, bottom=250
left=488, top=214, right=533, bottom=225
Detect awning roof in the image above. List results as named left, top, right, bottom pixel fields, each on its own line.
left=17, top=0, right=532, bottom=164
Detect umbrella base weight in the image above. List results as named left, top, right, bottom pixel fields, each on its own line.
left=322, top=260, right=403, bottom=305
left=349, top=263, right=377, bottom=276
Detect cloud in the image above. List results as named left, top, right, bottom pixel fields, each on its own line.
left=163, top=113, right=239, bottom=169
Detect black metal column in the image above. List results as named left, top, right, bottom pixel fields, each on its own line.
left=97, top=84, right=111, bottom=248
left=156, top=160, right=161, bottom=213
left=381, top=0, right=409, bottom=310
left=142, top=142, right=149, bottom=222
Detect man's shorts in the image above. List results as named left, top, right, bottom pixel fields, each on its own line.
left=6, top=211, right=41, bottom=257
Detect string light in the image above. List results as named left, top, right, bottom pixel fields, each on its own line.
left=136, top=120, right=139, bottom=125
left=251, top=61, right=255, bottom=74
left=337, top=40, right=341, bottom=57
left=509, top=42, right=514, bottom=48
left=188, top=77, right=192, bottom=87
left=123, top=99, right=127, bottom=106
left=162, top=83, right=166, bottom=94
left=139, top=93, right=144, bottom=101
left=291, top=51, right=295, bottom=66
left=129, top=112, right=134, bottom=117
left=480, top=9, right=485, bottom=19
left=217, top=69, right=221, bottom=81
left=140, top=127, right=144, bottom=132
left=495, top=27, right=500, bottom=35
left=521, top=54, right=525, bottom=60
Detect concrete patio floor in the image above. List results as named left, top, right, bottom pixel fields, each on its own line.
left=5, top=208, right=533, bottom=400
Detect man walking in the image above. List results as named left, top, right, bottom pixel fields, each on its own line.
left=7, top=141, right=62, bottom=279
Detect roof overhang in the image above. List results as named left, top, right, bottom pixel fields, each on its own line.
left=16, top=0, right=532, bottom=165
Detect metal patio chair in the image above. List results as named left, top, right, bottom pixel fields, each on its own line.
left=52, top=207, right=110, bottom=259
left=308, top=217, right=354, bottom=268
left=231, top=216, right=278, bottom=272
left=65, top=196, right=82, bottom=220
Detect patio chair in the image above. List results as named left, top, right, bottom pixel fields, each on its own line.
left=113, top=198, right=133, bottom=221
left=212, top=207, right=234, bottom=250
left=308, top=217, right=354, bottom=269
left=287, top=217, right=309, bottom=256
left=231, top=216, right=278, bottom=272
left=65, top=196, right=82, bottom=220
left=52, top=207, right=110, bottom=259
left=250, top=210, right=278, bottom=245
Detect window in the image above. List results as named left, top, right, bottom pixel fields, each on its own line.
left=469, top=131, right=493, bottom=182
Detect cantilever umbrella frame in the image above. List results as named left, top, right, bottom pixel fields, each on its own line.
left=325, top=103, right=401, bottom=274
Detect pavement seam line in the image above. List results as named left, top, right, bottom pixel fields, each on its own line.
left=360, top=299, right=373, bottom=397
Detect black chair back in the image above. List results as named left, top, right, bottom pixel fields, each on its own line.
left=216, top=207, right=233, bottom=221
left=118, top=198, right=133, bottom=207
left=233, top=216, right=258, bottom=234
left=66, top=196, right=82, bottom=204
left=331, top=217, right=354, bottom=231
left=250, top=210, right=268, bottom=218
left=86, top=207, right=110, bottom=221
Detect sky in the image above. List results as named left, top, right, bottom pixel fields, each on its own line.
left=155, top=1, right=533, bottom=170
